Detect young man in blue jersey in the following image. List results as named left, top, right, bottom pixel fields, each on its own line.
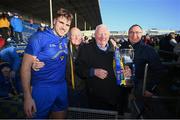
left=32, top=27, right=89, bottom=108
left=21, top=8, right=73, bottom=118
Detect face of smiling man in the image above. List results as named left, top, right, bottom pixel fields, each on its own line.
left=70, top=27, right=82, bottom=46
left=95, top=24, right=110, bottom=48
left=128, top=25, right=143, bottom=44
left=53, top=16, right=71, bottom=37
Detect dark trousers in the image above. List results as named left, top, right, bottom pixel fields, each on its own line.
left=88, top=94, right=117, bottom=111
left=117, top=86, right=132, bottom=115
left=68, top=88, right=88, bottom=108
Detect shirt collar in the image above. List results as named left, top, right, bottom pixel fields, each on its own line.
left=96, top=43, right=109, bottom=51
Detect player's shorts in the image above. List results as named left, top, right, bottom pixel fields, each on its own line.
left=31, top=82, right=68, bottom=118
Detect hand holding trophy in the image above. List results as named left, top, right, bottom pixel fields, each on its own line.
left=120, top=48, right=135, bottom=87
left=114, top=43, right=135, bottom=87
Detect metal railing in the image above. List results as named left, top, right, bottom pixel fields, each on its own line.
left=131, top=63, right=180, bottom=119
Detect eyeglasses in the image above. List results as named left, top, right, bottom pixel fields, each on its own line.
left=129, top=31, right=142, bottom=35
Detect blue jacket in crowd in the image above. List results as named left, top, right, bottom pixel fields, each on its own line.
left=0, top=46, right=21, bottom=72
left=10, top=16, right=23, bottom=32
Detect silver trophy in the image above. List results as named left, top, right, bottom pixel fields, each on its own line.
left=120, top=48, right=134, bottom=86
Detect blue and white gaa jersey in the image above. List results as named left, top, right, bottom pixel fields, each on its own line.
left=25, top=28, right=68, bottom=86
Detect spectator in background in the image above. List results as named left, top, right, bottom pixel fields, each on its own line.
left=37, top=22, right=46, bottom=32
left=21, top=8, right=73, bottom=119
left=150, top=37, right=155, bottom=47
left=0, top=37, right=22, bottom=93
left=159, top=32, right=177, bottom=52
left=6, top=12, right=14, bottom=42
left=176, top=34, right=180, bottom=43
left=0, top=35, right=5, bottom=49
left=143, top=34, right=150, bottom=44
left=169, top=32, right=177, bottom=47
left=10, top=13, right=24, bottom=44
left=159, top=32, right=178, bottom=61
left=29, top=18, right=34, bottom=27
left=0, top=12, right=10, bottom=40
left=143, top=34, right=154, bottom=47
left=83, top=36, right=89, bottom=43
left=0, top=37, right=20, bottom=79
left=0, top=62, right=18, bottom=98
left=174, top=42, right=180, bottom=63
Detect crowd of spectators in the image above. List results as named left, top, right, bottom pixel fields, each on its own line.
left=0, top=11, right=48, bottom=98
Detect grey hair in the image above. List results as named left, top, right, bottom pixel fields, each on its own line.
left=95, top=24, right=109, bottom=34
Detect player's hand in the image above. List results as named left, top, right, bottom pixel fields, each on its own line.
left=32, top=56, right=45, bottom=71
left=24, top=97, right=37, bottom=118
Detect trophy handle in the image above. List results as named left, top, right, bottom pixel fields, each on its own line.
left=132, top=50, right=134, bottom=60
